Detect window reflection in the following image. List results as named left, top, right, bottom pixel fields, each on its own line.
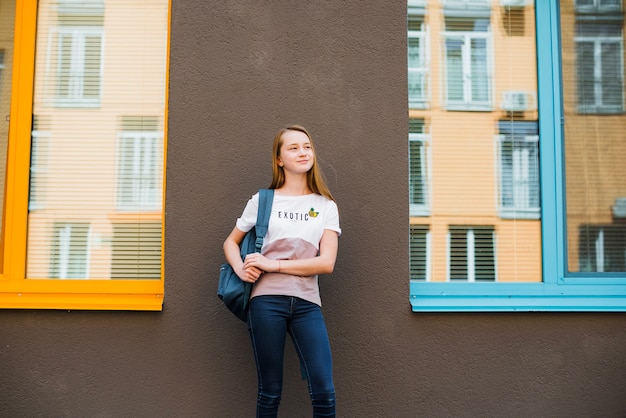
left=0, top=0, right=15, bottom=260
left=408, top=1, right=541, bottom=282
left=27, top=0, right=168, bottom=280
left=563, top=0, right=626, bottom=273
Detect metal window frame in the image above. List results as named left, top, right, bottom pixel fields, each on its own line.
left=411, top=0, right=626, bottom=312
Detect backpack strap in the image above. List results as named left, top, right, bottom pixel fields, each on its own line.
left=254, top=189, right=274, bottom=252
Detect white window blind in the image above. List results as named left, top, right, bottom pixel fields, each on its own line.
left=27, top=0, right=168, bottom=280
left=410, top=225, right=430, bottom=281
left=408, top=1, right=541, bottom=283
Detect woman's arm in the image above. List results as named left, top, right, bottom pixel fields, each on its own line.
left=243, top=229, right=339, bottom=277
left=223, top=227, right=264, bottom=283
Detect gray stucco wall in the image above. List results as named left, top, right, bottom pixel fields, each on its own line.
left=1, top=1, right=625, bottom=417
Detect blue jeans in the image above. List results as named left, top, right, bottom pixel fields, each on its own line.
left=248, top=295, right=336, bottom=418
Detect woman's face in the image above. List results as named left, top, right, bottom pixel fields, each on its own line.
left=277, top=129, right=315, bottom=175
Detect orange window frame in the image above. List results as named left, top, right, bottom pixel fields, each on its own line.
left=0, top=0, right=170, bottom=311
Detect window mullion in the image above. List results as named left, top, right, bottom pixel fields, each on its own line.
left=3, top=0, right=38, bottom=280
left=463, top=34, right=471, bottom=102
left=536, top=0, right=564, bottom=283
left=467, top=228, right=475, bottom=282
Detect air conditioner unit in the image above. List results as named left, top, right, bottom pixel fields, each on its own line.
left=501, top=91, right=533, bottom=112
left=613, top=198, right=626, bottom=218
left=500, top=0, right=530, bottom=7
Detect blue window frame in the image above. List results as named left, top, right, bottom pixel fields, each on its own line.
left=410, top=0, right=626, bottom=312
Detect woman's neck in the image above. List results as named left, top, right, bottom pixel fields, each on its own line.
left=278, top=176, right=312, bottom=196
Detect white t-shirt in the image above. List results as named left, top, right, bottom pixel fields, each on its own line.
left=236, top=192, right=341, bottom=306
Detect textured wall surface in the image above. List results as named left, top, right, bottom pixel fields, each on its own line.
left=1, top=1, right=625, bottom=417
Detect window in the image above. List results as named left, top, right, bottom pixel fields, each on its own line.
left=566, top=0, right=626, bottom=276
left=496, top=122, right=540, bottom=219
left=410, top=225, right=430, bottom=281
left=443, top=16, right=492, bottom=110
left=117, top=118, right=163, bottom=211
left=579, top=225, right=626, bottom=272
left=409, top=119, right=430, bottom=215
left=54, top=28, right=103, bottom=105
left=575, top=20, right=624, bottom=114
left=51, top=223, right=90, bottom=279
left=0, top=0, right=170, bottom=310
left=408, top=12, right=429, bottom=108
left=409, top=1, right=626, bottom=311
left=49, top=1, right=104, bottom=106
left=448, top=226, right=495, bottom=281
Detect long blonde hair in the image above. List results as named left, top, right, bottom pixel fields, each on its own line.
left=269, top=125, right=335, bottom=201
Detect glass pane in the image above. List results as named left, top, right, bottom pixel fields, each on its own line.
left=562, top=2, right=626, bottom=273
left=27, top=0, right=168, bottom=280
left=410, top=226, right=429, bottom=280
left=601, top=42, right=622, bottom=106
left=576, top=41, right=595, bottom=106
left=408, top=1, right=541, bottom=283
left=0, top=0, right=16, bottom=269
left=409, top=140, right=426, bottom=205
left=408, top=34, right=426, bottom=105
left=445, top=37, right=464, bottom=102
left=470, top=37, right=489, bottom=103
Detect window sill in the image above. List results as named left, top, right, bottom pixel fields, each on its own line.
left=0, top=279, right=164, bottom=310
left=53, top=99, right=101, bottom=108
left=499, top=208, right=540, bottom=219
left=410, top=205, right=430, bottom=217
left=445, top=103, right=493, bottom=112
left=410, top=281, right=626, bottom=312
left=577, top=106, right=625, bottom=115
left=409, top=101, right=429, bottom=110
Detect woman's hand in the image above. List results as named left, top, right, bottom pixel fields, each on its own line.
left=243, top=253, right=279, bottom=279
left=239, top=263, right=264, bottom=283
left=224, top=227, right=265, bottom=283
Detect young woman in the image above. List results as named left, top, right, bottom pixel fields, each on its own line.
left=223, top=125, right=340, bottom=417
